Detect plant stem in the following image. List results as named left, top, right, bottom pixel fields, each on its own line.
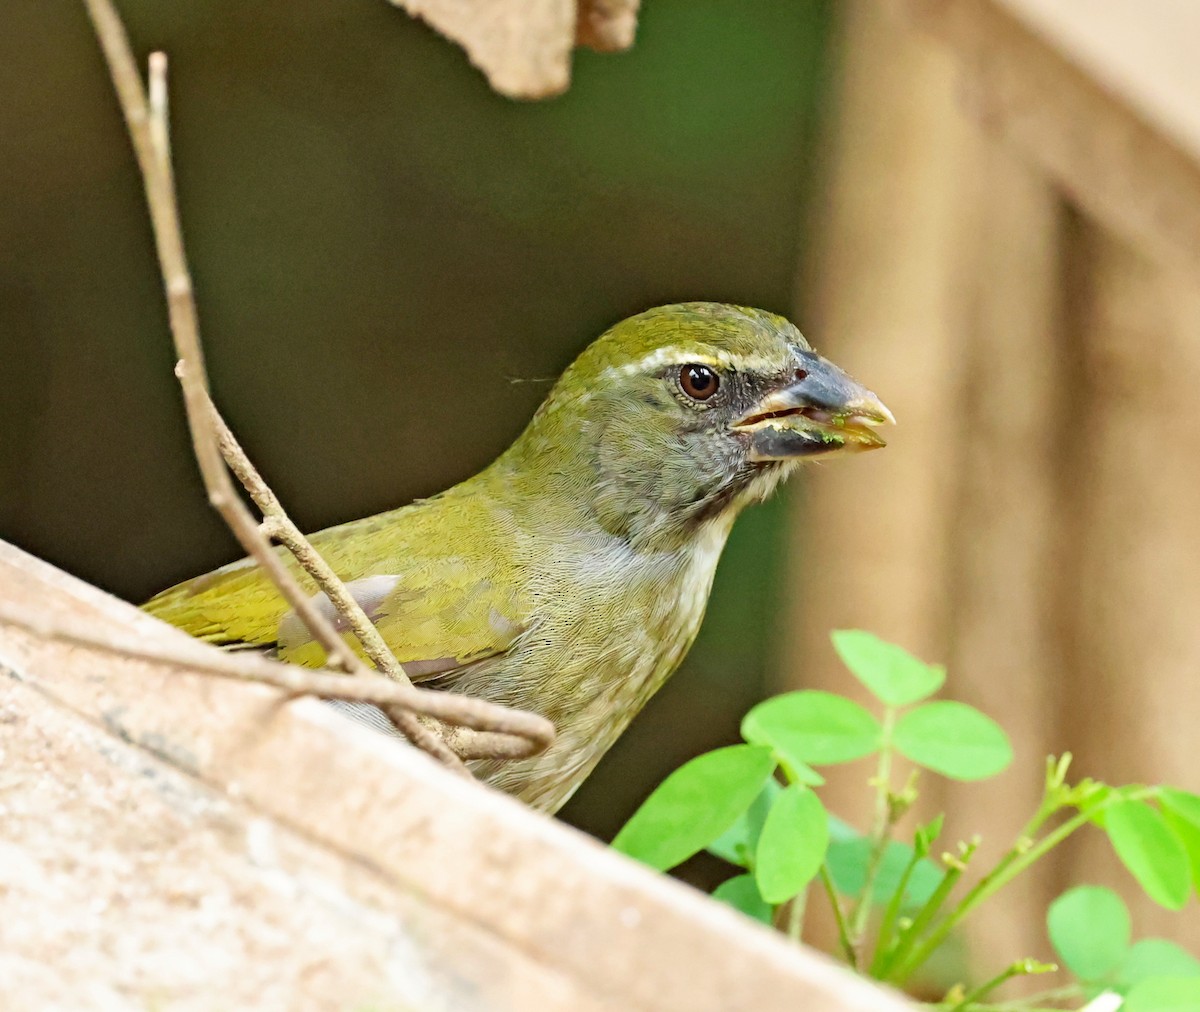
left=999, top=983, right=1085, bottom=1007
left=948, top=959, right=1056, bottom=1011
left=878, top=796, right=1060, bottom=983
left=934, top=1005, right=1071, bottom=1012
left=868, top=846, right=920, bottom=976
left=890, top=787, right=1155, bottom=984
left=877, top=840, right=975, bottom=981
left=848, top=707, right=898, bottom=954
left=818, top=863, right=856, bottom=966
left=786, top=887, right=808, bottom=943
left=950, top=972, right=1016, bottom=1012
left=893, top=826, right=1075, bottom=981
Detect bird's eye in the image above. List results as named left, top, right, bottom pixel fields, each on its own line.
left=679, top=364, right=720, bottom=402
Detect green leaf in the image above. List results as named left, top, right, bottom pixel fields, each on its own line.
left=1162, top=810, right=1200, bottom=895
left=1119, top=939, right=1200, bottom=990
left=1074, top=781, right=1114, bottom=819
left=825, top=818, right=941, bottom=911
left=828, top=813, right=859, bottom=843
left=1123, top=978, right=1200, bottom=1012
left=823, top=828, right=872, bottom=898
left=1046, top=886, right=1131, bottom=981
left=754, top=785, right=828, bottom=903
left=830, top=629, right=946, bottom=706
left=712, top=873, right=774, bottom=925
left=1160, top=789, right=1200, bottom=829
left=1105, top=800, right=1191, bottom=911
left=893, top=701, right=1013, bottom=780
left=1160, top=789, right=1200, bottom=893
left=741, top=691, right=882, bottom=766
left=707, top=779, right=782, bottom=868
left=612, top=745, right=777, bottom=871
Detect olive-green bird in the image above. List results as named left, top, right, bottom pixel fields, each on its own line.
left=146, top=303, right=892, bottom=813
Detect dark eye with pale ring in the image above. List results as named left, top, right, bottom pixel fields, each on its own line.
left=679, top=364, right=720, bottom=401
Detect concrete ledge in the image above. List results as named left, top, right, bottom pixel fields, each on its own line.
left=0, top=540, right=912, bottom=1011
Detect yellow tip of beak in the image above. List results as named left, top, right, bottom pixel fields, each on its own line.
left=845, top=393, right=896, bottom=428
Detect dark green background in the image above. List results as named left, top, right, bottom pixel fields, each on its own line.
left=0, top=0, right=831, bottom=844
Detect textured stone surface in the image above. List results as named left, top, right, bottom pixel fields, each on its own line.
left=0, top=540, right=912, bottom=1011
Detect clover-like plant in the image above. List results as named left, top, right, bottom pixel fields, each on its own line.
left=612, top=631, right=1200, bottom=1011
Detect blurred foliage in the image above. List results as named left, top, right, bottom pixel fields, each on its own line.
left=612, top=634, right=1200, bottom=1005
left=0, top=0, right=831, bottom=847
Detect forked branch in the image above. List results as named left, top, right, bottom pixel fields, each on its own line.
left=81, top=0, right=554, bottom=770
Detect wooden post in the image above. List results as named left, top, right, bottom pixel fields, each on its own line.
left=784, top=0, right=982, bottom=965
left=785, top=0, right=979, bottom=833
left=1066, top=225, right=1200, bottom=947
left=936, top=139, right=1069, bottom=969
left=792, top=0, right=1200, bottom=980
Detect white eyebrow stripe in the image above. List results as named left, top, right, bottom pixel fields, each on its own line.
left=602, top=345, right=784, bottom=379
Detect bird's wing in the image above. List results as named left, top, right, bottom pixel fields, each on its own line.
left=143, top=546, right=527, bottom=681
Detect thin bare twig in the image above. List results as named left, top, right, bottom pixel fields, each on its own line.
left=207, top=395, right=527, bottom=759
left=202, top=393, right=428, bottom=744
left=82, top=0, right=554, bottom=769
left=85, top=0, right=362, bottom=688
left=98, top=10, right=454, bottom=766
left=0, top=601, right=553, bottom=740
left=207, top=402, right=419, bottom=691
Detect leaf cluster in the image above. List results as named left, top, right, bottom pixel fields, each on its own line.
left=1048, top=885, right=1200, bottom=1011
left=611, top=631, right=1200, bottom=1011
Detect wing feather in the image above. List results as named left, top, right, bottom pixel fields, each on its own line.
left=144, top=501, right=528, bottom=680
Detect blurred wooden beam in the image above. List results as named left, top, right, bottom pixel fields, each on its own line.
left=0, top=539, right=914, bottom=1011
left=1067, top=226, right=1200, bottom=946
left=784, top=0, right=978, bottom=819
left=796, top=0, right=1200, bottom=983
left=903, top=0, right=1200, bottom=273
left=901, top=0, right=1200, bottom=953
left=938, top=141, right=1070, bottom=969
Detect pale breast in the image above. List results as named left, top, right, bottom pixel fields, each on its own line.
left=476, top=516, right=734, bottom=812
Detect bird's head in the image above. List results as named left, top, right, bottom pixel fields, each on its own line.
left=504, top=303, right=893, bottom=548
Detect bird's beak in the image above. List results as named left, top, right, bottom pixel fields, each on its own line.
left=731, top=356, right=895, bottom=461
